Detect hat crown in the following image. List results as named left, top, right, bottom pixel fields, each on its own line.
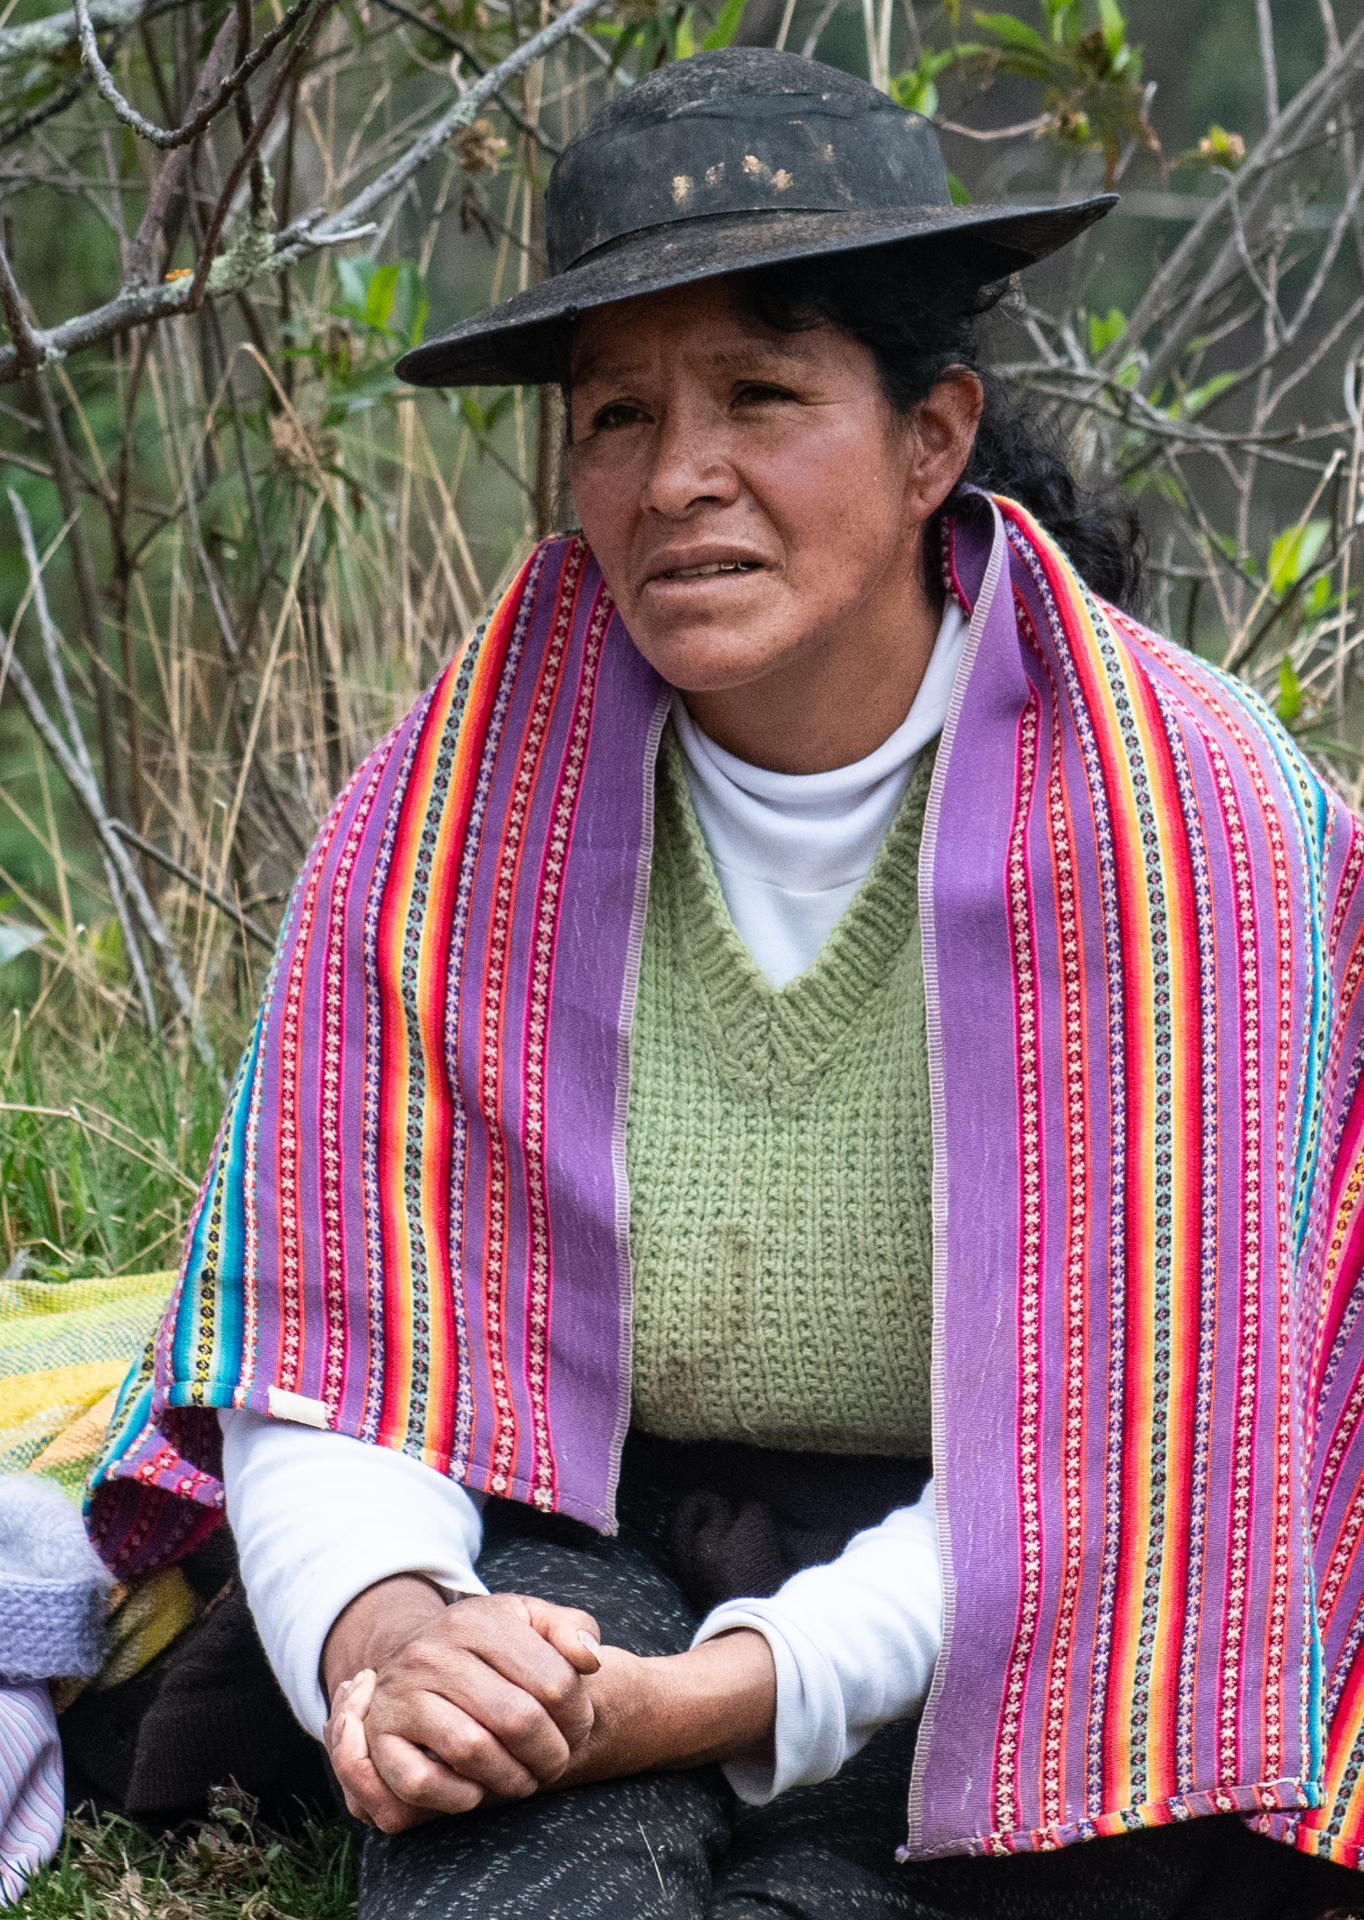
left=546, top=49, right=950, bottom=275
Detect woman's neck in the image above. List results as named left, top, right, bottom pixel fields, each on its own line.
left=676, top=575, right=945, bottom=776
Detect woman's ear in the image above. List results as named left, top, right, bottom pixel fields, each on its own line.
left=907, top=369, right=985, bottom=522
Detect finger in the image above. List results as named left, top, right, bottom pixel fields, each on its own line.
left=440, top=1608, right=595, bottom=1744
left=371, top=1724, right=513, bottom=1813
left=400, top=1662, right=579, bottom=1785
left=329, top=1706, right=428, bottom=1832
left=523, top=1600, right=604, bottom=1674
left=327, top=1667, right=378, bottom=1731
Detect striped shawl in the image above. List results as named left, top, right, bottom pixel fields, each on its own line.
left=88, top=493, right=1364, bottom=1867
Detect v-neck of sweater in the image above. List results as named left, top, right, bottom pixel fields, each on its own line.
left=669, top=599, right=966, bottom=988
left=655, top=729, right=936, bottom=1097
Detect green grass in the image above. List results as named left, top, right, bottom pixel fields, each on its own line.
left=17, top=1799, right=358, bottom=1920
left=0, top=1012, right=232, bottom=1279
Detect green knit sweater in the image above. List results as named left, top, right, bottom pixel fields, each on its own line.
left=626, top=729, right=936, bottom=1457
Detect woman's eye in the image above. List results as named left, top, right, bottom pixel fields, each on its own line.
left=734, top=383, right=795, bottom=408
left=591, top=402, right=649, bottom=432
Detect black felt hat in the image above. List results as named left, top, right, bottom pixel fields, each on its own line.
left=396, top=48, right=1114, bottom=388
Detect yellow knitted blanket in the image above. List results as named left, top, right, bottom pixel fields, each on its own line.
left=1, top=1270, right=201, bottom=1694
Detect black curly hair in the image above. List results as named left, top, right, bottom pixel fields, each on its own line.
left=740, top=239, right=1145, bottom=613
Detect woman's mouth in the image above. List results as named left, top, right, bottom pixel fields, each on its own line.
left=655, top=560, right=761, bottom=581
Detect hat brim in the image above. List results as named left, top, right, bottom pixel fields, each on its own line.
left=396, top=195, right=1115, bottom=388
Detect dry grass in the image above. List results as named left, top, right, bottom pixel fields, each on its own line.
left=16, top=1792, right=358, bottom=1920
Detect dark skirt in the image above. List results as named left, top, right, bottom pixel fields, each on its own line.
left=360, top=1431, right=1364, bottom=1920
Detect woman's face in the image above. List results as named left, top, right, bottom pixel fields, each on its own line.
left=566, top=274, right=975, bottom=699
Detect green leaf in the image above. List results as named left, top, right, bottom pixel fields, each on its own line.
left=1096, top=0, right=1126, bottom=59
left=485, top=389, right=517, bottom=431
left=947, top=171, right=971, bottom=204
left=365, top=263, right=400, bottom=331
left=890, top=46, right=972, bottom=115
left=1040, top=0, right=1076, bottom=42
left=387, top=261, right=429, bottom=349
left=674, top=9, right=695, bottom=56
left=459, top=394, right=488, bottom=435
left=972, top=10, right=1048, bottom=52
left=1303, top=575, right=1334, bottom=621
left=0, top=925, right=43, bottom=965
left=1179, top=369, right=1235, bottom=416
left=1088, top=306, right=1126, bottom=355
left=701, top=0, right=746, bottom=50
left=1268, top=520, right=1329, bottom=597
left=335, top=256, right=370, bottom=316
left=1275, top=657, right=1302, bottom=724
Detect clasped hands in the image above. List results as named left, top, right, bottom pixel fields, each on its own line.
left=322, top=1574, right=777, bottom=1833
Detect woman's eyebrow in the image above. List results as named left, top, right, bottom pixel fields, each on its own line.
left=571, top=335, right=815, bottom=388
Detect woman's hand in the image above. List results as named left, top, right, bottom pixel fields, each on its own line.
left=556, top=1629, right=777, bottom=1787
left=322, top=1576, right=603, bottom=1832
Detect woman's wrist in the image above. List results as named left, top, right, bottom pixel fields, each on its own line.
left=649, top=1629, right=777, bottom=1769
left=321, top=1573, right=448, bottom=1707
left=561, top=1627, right=776, bottom=1784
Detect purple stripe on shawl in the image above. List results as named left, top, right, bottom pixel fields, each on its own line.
left=449, top=550, right=662, bottom=1521
left=912, top=503, right=1033, bottom=1842
left=536, top=599, right=666, bottom=1527
left=913, top=498, right=1333, bottom=1855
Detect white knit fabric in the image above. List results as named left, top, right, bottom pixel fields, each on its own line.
left=0, top=1475, right=111, bottom=1686
left=671, top=600, right=966, bottom=987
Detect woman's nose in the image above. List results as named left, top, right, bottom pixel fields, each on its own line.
left=640, top=409, right=741, bottom=517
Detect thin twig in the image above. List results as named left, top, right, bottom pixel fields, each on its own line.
left=0, top=231, right=39, bottom=370
left=8, top=490, right=159, bottom=1033
left=76, top=0, right=320, bottom=150
left=0, top=0, right=610, bottom=383
left=107, top=819, right=274, bottom=948
left=937, top=114, right=1050, bottom=141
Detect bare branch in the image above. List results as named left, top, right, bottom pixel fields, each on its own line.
left=1256, top=0, right=1278, bottom=127
left=126, top=5, right=241, bottom=285
left=269, top=0, right=611, bottom=266
left=368, top=0, right=563, bottom=153
left=186, top=0, right=334, bottom=309
left=0, top=0, right=143, bottom=63
left=107, top=819, right=274, bottom=948
left=76, top=0, right=321, bottom=151
left=0, top=233, right=40, bottom=371
left=30, top=370, right=125, bottom=822
left=1114, top=14, right=1364, bottom=381
left=937, top=115, right=1050, bottom=141
left=9, top=490, right=158, bottom=1033
left=0, top=0, right=610, bottom=385
left=5, top=495, right=219, bottom=1078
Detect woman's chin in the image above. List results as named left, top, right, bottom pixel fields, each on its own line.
left=637, top=635, right=796, bottom=695
left=623, top=611, right=799, bottom=695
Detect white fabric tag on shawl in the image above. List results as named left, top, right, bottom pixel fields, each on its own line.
left=267, top=1387, right=331, bottom=1429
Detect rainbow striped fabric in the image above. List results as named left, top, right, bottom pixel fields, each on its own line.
left=87, top=499, right=1364, bottom=1869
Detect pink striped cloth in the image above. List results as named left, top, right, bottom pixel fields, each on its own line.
left=0, top=1684, right=62, bottom=1905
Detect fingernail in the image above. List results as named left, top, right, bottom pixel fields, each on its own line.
left=578, top=1629, right=601, bottom=1653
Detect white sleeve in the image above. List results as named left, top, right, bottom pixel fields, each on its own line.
left=218, top=1408, right=486, bottom=1739
left=690, top=1476, right=942, bottom=1805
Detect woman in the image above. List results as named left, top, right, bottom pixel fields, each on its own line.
left=90, top=48, right=1364, bottom=1920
